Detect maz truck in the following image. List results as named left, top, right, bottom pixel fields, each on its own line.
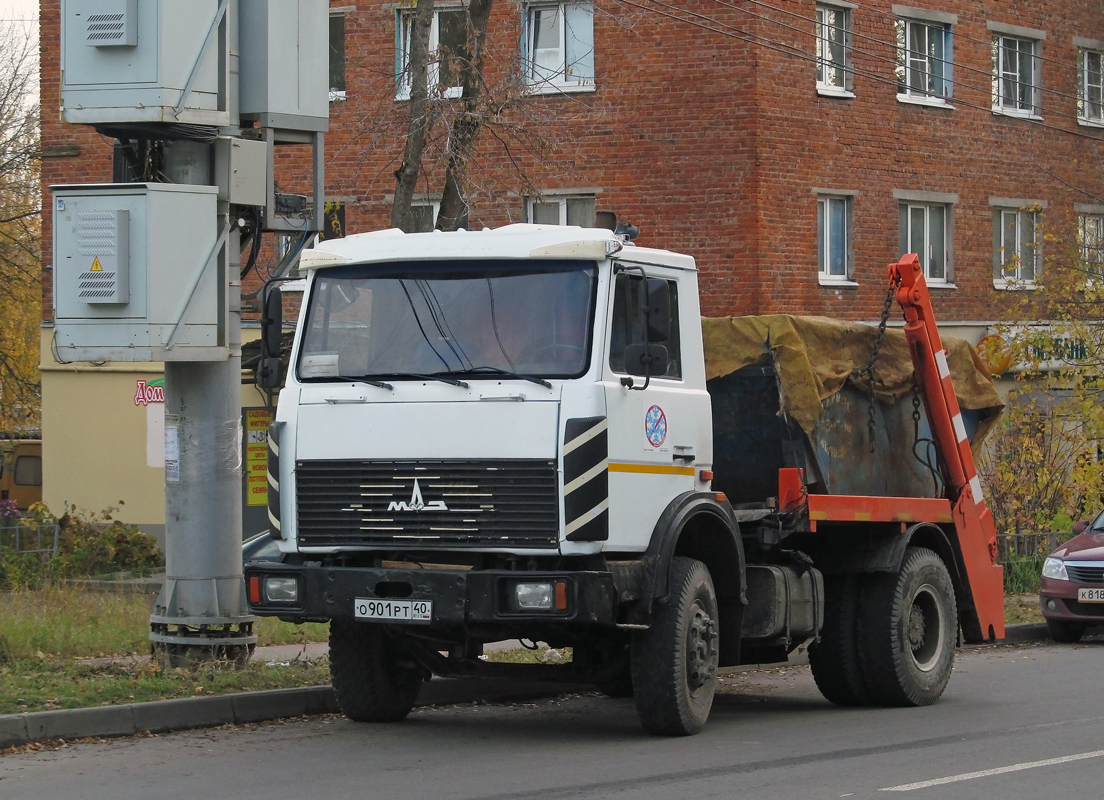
left=245, top=224, right=1006, bottom=736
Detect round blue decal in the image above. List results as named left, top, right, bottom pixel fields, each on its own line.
left=645, top=404, right=667, bottom=448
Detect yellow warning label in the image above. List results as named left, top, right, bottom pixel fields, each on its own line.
left=91, top=257, right=102, bottom=271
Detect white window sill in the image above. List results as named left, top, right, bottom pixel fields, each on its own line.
left=394, top=86, right=464, bottom=103
left=1077, top=117, right=1104, bottom=128
left=817, top=85, right=854, bottom=99
left=896, top=93, right=953, bottom=109
left=992, top=107, right=1043, bottom=121
left=927, top=281, right=956, bottom=289
left=992, top=279, right=1039, bottom=291
left=329, top=90, right=347, bottom=103
left=819, top=276, right=859, bottom=288
left=524, top=82, right=597, bottom=96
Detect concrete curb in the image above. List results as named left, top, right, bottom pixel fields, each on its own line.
left=0, top=622, right=1057, bottom=750
left=0, top=679, right=576, bottom=750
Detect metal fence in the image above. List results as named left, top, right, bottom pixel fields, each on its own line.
left=0, top=522, right=60, bottom=558
left=997, top=531, right=1069, bottom=561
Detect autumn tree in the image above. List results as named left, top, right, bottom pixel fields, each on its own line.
left=978, top=207, right=1104, bottom=534
left=0, top=21, right=41, bottom=434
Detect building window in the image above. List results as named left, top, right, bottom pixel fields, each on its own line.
left=523, top=2, right=594, bottom=92
left=900, top=203, right=949, bottom=283
left=818, top=195, right=853, bottom=282
left=815, top=4, right=852, bottom=94
left=993, top=206, right=1040, bottom=286
left=1080, top=213, right=1104, bottom=270
left=397, top=7, right=469, bottom=100
left=529, top=195, right=596, bottom=227
left=896, top=18, right=952, bottom=101
left=1079, top=48, right=1104, bottom=124
left=410, top=202, right=441, bottom=233
left=329, top=13, right=347, bottom=101
left=991, top=34, right=1041, bottom=115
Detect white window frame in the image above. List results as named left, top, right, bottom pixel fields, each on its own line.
left=900, top=202, right=951, bottom=284
left=396, top=6, right=468, bottom=101
left=522, top=1, right=595, bottom=94
left=992, top=199, right=1044, bottom=289
left=410, top=200, right=442, bottom=233
left=329, top=10, right=349, bottom=102
left=815, top=2, right=854, bottom=97
left=1077, top=43, right=1104, bottom=126
left=895, top=13, right=954, bottom=105
left=1078, top=211, right=1104, bottom=274
left=817, top=193, right=855, bottom=284
left=527, top=194, right=597, bottom=227
left=989, top=23, right=1044, bottom=118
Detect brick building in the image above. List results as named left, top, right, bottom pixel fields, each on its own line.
left=36, top=0, right=1104, bottom=531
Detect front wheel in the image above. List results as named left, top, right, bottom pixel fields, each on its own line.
left=858, top=547, right=957, bottom=707
left=329, top=619, right=423, bottom=722
left=1046, top=618, right=1085, bottom=643
left=631, top=557, right=720, bottom=736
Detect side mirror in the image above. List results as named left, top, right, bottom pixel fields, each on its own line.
left=261, top=288, right=283, bottom=359
left=624, top=343, right=669, bottom=377
left=257, top=357, right=283, bottom=390
left=1072, top=520, right=1089, bottom=535
left=645, top=278, right=670, bottom=343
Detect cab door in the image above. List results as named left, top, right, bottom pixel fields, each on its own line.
left=602, top=266, right=705, bottom=552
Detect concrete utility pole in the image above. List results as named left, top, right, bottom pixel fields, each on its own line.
left=52, top=0, right=327, bottom=664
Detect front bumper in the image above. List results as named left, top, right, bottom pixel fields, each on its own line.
left=245, top=562, right=620, bottom=628
left=1039, top=576, right=1104, bottom=623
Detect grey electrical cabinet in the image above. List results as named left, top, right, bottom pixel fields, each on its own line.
left=238, top=0, right=329, bottom=132
left=60, top=0, right=230, bottom=126
left=53, top=184, right=228, bottom=362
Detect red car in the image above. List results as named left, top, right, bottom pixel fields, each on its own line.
left=1040, top=512, right=1104, bottom=642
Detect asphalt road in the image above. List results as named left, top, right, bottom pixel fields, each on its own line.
left=3, top=639, right=1103, bottom=800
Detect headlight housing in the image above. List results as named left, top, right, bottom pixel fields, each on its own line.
left=263, top=576, right=299, bottom=603
left=1042, top=557, right=1069, bottom=581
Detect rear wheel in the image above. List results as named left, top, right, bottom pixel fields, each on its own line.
left=631, top=557, right=719, bottom=736
left=1046, top=618, right=1085, bottom=643
left=329, top=619, right=423, bottom=722
left=857, top=547, right=956, bottom=707
left=809, top=574, right=872, bottom=706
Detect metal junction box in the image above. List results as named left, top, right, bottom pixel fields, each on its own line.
left=60, top=0, right=230, bottom=126
left=52, top=183, right=228, bottom=362
left=238, top=0, right=329, bottom=132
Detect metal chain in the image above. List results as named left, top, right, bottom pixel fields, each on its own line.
left=862, top=280, right=899, bottom=453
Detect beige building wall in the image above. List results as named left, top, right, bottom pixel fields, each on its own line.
left=40, top=327, right=269, bottom=544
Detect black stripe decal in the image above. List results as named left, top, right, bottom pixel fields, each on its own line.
left=564, top=417, right=608, bottom=541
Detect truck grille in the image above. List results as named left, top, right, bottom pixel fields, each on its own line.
left=296, top=460, right=559, bottom=549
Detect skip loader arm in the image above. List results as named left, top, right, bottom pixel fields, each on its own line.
left=889, top=253, right=1005, bottom=642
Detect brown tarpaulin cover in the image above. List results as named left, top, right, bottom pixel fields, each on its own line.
left=701, top=315, right=1004, bottom=449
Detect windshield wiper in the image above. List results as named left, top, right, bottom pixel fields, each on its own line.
left=392, top=373, right=470, bottom=388
left=453, top=366, right=552, bottom=389
left=330, top=375, right=394, bottom=390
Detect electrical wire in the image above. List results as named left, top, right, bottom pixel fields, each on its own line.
left=612, top=0, right=1104, bottom=144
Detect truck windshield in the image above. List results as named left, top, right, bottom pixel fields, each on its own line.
left=298, top=259, right=597, bottom=381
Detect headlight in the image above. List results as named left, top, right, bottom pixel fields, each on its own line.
left=264, top=576, right=299, bottom=603
left=514, top=582, right=554, bottom=611
left=1042, top=557, right=1069, bottom=581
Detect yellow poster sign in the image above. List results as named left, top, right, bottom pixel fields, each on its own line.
left=245, top=408, right=274, bottom=506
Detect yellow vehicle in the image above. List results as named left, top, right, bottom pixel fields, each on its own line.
left=0, top=440, right=42, bottom=510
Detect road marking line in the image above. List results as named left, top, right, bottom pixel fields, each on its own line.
left=880, top=750, right=1104, bottom=792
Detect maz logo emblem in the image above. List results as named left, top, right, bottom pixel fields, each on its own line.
left=388, top=479, right=449, bottom=512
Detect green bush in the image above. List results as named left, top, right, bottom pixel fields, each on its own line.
left=1003, top=554, right=1045, bottom=595
left=0, top=504, right=164, bottom=590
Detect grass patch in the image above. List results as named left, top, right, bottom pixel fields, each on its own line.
left=0, top=658, right=330, bottom=715
left=484, top=646, right=572, bottom=664
left=1003, top=554, right=1045, bottom=595
left=0, top=587, right=329, bottom=662
left=1005, top=594, right=1044, bottom=625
